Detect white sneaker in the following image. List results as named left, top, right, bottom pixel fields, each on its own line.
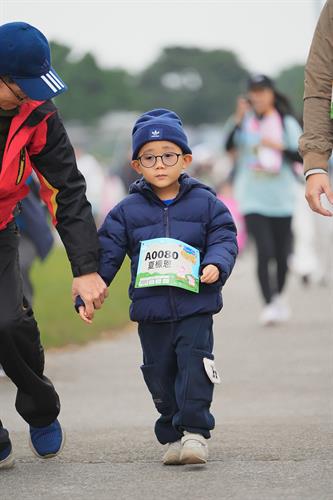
left=259, top=302, right=279, bottom=326
left=162, top=440, right=182, bottom=465
left=272, top=294, right=291, bottom=323
left=0, top=366, right=6, bottom=378
left=180, top=432, right=208, bottom=464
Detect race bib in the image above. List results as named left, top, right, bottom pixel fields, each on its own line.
left=135, top=238, right=200, bottom=293
left=244, top=113, right=283, bottom=174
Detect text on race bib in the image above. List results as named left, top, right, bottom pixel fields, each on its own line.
left=135, top=238, right=200, bottom=293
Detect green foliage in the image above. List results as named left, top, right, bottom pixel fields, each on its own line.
left=49, top=40, right=304, bottom=126
left=31, top=247, right=131, bottom=348
left=50, top=42, right=136, bottom=123
left=136, top=46, right=249, bottom=124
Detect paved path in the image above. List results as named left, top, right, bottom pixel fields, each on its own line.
left=1, top=253, right=332, bottom=499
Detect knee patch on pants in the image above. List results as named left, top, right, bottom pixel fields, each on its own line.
left=140, top=361, right=176, bottom=416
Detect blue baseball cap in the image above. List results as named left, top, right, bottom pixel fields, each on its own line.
left=132, top=108, right=192, bottom=160
left=0, top=22, right=67, bottom=101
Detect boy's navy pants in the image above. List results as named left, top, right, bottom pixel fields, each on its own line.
left=138, top=313, right=216, bottom=444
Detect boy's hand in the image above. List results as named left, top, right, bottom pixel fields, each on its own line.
left=72, top=272, right=108, bottom=321
left=200, top=265, right=220, bottom=284
left=78, top=306, right=93, bottom=325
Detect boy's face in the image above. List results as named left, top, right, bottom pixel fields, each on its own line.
left=0, top=77, right=29, bottom=110
left=131, top=141, right=192, bottom=193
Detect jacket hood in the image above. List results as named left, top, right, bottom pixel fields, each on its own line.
left=129, top=173, right=216, bottom=200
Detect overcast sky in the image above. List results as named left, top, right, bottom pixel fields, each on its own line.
left=0, top=0, right=326, bottom=76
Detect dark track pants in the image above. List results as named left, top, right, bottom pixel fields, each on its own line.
left=0, top=222, right=60, bottom=431
left=245, top=214, right=293, bottom=304
left=138, top=314, right=215, bottom=444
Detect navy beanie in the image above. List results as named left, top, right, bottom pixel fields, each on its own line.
left=132, top=108, right=192, bottom=160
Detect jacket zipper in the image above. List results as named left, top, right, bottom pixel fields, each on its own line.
left=163, top=206, right=178, bottom=321
left=16, top=148, right=26, bottom=185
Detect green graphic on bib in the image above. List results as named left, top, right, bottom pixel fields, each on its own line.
left=135, top=238, right=200, bottom=293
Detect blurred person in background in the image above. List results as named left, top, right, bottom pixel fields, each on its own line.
left=218, top=181, right=248, bottom=254
left=225, top=75, right=302, bottom=326
left=75, top=147, right=105, bottom=222
left=100, top=164, right=126, bottom=223
left=75, top=147, right=127, bottom=225
left=117, top=147, right=140, bottom=191
left=16, top=177, right=54, bottom=306
left=299, top=0, right=333, bottom=216
left=221, top=96, right=252, bottom=254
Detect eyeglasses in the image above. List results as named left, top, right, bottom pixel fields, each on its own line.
left=0, top=77, right=27, bottom=103
left=137, top=152, right=183, bottom=168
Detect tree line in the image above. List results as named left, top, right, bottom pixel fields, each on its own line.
left=51, top=42, right=304, bottom=125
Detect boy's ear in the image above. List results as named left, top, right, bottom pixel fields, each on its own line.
left=182, top=154, right=192, bottom=171
left=131, top=160, right=142, bottom=174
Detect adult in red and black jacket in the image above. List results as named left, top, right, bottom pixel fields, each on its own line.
left=0, top=22, right=107, bottom=465
left=1, top=99, right=101, bottom=275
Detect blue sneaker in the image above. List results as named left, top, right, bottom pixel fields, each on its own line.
left=29, top=419, right=65, bottom=459
left=0, top=431, right=14, bottom=469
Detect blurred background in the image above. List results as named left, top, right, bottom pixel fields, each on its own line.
left=0, top=0, right=330, bottom=350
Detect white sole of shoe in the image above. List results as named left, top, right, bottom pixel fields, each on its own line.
left=29, top=428, right=66, bottom=459
left=180, top=450, right=207, bottom=465
left=0, top=449, right=15, bottom=470
left=163, top=454, right=182, bottom=466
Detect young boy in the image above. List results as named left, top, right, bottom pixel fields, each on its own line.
left=77, top=108, right=238, bottom=465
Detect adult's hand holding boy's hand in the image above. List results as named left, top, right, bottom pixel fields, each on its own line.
left=200, top=265, right=220, bottom=284
left=72, top=272, right=108, bottom=321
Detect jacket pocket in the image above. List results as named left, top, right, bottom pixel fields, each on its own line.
left=185, top=349, right=215, bottom=403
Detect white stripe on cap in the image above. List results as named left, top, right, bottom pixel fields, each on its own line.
left=46, top=72, right=62, bottom=90
left=41, top=75, right=57, bottom=93
left=49, top=70, right=65, bottom=89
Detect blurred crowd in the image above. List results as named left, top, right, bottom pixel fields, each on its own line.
left=64, top=75, right=332, bottom=328
left=8, top=75, right=333, bottom=332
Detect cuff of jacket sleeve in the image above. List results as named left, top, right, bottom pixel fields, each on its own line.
left=303, top=151, right=329, bottom=172
left=71, top=261, right=99, bottom=277
left=74, top=295, right=85, bottom=313
left=201, top=261, right=226, bottom=286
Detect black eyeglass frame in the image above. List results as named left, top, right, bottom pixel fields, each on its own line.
left=0, top=77, right=27, bottom=103
left=137, top=152, right=184, bottom=169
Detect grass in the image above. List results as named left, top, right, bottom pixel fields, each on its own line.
left=31, top=246, right=131, bottom=349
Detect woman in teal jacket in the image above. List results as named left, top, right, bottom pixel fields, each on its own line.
left=225, top=75, right=302, bottom=326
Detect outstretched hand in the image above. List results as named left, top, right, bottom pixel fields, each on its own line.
left=305, top=174, right=333, bottom=217
left=72, top=272, right=108, bottom=323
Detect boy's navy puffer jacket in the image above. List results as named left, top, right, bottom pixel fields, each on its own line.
left=98, top=173, right=238, bottom=323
